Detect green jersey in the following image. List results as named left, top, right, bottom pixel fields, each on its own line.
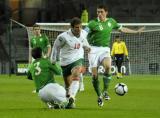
left=30, top=34, right=50, bottom=54
left=28, top=58, right=62, bottom=92
left=87, top=18, right=121, bottom=47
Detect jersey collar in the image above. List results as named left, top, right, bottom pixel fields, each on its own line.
left=97, top=17, right=108, bottom=22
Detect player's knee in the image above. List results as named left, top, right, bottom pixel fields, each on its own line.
left=71, top=73, right=80, bottom=81
left=72, top=66, right=82, bottom=73
left=92, top=75, right=99, bottom=84
left=71, top=73, right=80, bottom=80
left=72, top=70, right=80, bottom=77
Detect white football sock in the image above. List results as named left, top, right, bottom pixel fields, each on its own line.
left=79, top=73, right=84, bottom=91
left=70, top=80, right=79, bottom=98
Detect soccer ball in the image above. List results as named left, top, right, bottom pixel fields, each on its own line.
left=115, top=83, right=128, bottom=96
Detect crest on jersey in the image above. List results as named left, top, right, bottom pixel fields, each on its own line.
left=40, top=38, right=43, bottom=42
left=108, top=22, right=111, bottom=27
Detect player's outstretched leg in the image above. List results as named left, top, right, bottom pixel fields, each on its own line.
left=92, top=75, right=104, bottom=107
left=97, top=95, right=104, bottom=107
left=66, top=96, right=75, bottom=109
left=102, top=73, right=111, bottom=100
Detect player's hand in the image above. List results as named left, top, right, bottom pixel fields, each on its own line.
left=111, top=56, right=115, bottom=61
left=126, top=56, right=129, bottom=61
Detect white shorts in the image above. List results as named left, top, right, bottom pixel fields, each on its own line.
left=38, top=83, right=67, bottom=104
left=88, top=46, right=111, bottom=68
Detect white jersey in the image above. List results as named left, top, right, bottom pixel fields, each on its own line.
left=51, top=29, right=90, bottom=66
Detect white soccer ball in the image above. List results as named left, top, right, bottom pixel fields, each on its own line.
left=115, top=83, right=128, bottom=96
left=98, top=66, right=105, bottom=74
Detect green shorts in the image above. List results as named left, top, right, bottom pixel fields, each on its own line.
left=61, top=59, right=83, bottom=77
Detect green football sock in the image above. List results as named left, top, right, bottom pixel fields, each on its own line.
left=92, top=75, right=101, bottom=97
left=103, top=73, right=112, bottom=92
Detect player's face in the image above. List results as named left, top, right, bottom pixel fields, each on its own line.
left=97, top=8, right=108, bottom=21
left=116, top=37, right=121, bottom=42
left=33, top=27, right=41, bottom=36
left=72, top=24, right=82, bottom=37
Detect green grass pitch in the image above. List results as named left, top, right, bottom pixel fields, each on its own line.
left=0, top=74, right=160, bottom=118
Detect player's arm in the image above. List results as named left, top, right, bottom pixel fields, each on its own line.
left=111, top=18, right=144, bottom=33
left=49, top=62, right=62, bottom=75
left=27, top=71, right=33, bottom=80
left=119, top=26, right=144, bottom=33
left=50, top=36, right=65, bottom=63
left=45, top=35, right=52, bottom=58
left=123, top=42, right=129, bottom=60
left=27, top=64, right=33, bottom=80
left=29, top=39, right=33, bottom=64
left=111, top=42, right=115, bottom=57
left=111, top=43, right=116, bottom=61
left=123, top=42, right=128, bottom=56
left=46, top=45, right=51, bottom=58
left=82, top=30, right=91, bottom=53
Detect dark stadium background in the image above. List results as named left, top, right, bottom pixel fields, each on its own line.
left=0, top=0, right=160, bottom=74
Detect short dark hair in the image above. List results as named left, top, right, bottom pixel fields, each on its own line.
left=97, top=4, right=108, bottom=12
left=115, top=35, right=120, bottom=38
left=33, top=24, right=40, bottom=30
left=32, top=47, right=42, bottom=59
left=70, top=17, right=82, bottom=28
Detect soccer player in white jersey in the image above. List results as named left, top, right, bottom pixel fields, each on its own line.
left=50, top=17, right=90, bottom=107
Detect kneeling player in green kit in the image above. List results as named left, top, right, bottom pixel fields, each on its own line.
left=27, top=47, right=74, bottom=109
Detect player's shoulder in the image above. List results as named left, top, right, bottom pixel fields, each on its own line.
left=57, top=32, right=65, bottom=40
left=31, top=36, right=36, bottom=40
left=41, top=34, right=48, bottom=39
left=58, top=30, right=69, bottom=38
left=80, top=29, right=88, bottom=39
left=108, top=17, right=118, bottom=23
left=89, top=18, right=97, bottom=22
left=113, top=41, right=118, bottom=45
left=58, top=29, right=74, bottom=40
left=88, top=18, right=98, bottom=25
left=38, top=58, right=51, bottom=65
left=121, top=41, right=126, bottom=44
left=81, top=29, right=88, bottom=35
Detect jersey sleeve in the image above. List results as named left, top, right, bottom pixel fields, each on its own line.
left=110, top=18, right=122, bottom=30
left=44, top=34, right=51, bottom=47
left=81, top=30, right=90, bottom=48
left=84, top=20, right=96, bottom=33
left=50, top=35, right=65, bottom=63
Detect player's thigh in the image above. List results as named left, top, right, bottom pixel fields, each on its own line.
left=51, top=83, right=67, bottom=103
left=38, top=83, right=67, bottom=103
left=71, top=59, right=83, bottom=76
left=38, top=83, right=54, bottom=102
left=61, top=59, right=82, bottom=76
left=88, top=53, right=99, bottom=68
left=102, top=57, right=111, bottom=69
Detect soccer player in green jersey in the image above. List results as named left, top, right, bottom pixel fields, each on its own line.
left=27, top=47, right=74, bottom=109
left=85, top=4, right=144, bottom=107
left=29, top=24, right=51, bottom=63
